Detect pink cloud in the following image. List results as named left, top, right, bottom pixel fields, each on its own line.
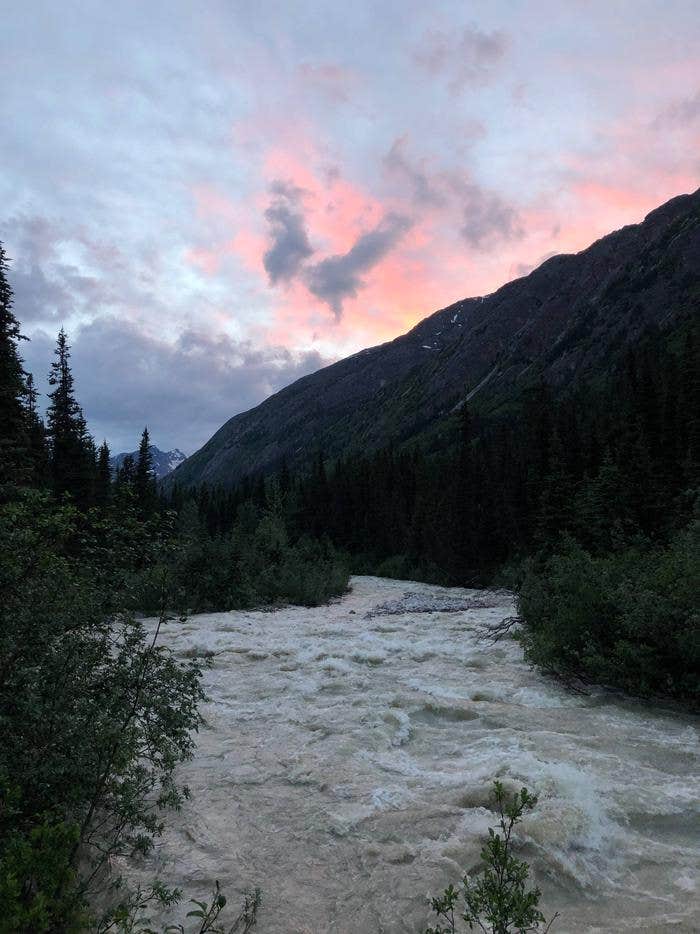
left=189, top=94, right=700, bottom=367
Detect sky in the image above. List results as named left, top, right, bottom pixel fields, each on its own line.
left=2, top=1, right=699, bottom=453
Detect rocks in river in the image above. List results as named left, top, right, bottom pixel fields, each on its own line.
left=364, top=588, right=510, bottom=618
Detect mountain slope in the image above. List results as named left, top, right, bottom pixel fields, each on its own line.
left=171, top=189, right=700, bottom=488
left=112, top=445, right=186, bottom=479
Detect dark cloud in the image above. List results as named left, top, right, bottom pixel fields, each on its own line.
left=22, top=317, right=328, bottom=454
left=6, top=210, right=329, bottom=453
left=414, top=25, right=508, bottom=93
left=9, top=260, right=76, bottom=323
left=459, top=185, right=523, bottom=250
left=263, top=181, right=315, bottom=284
left=382, top=141, right=522, bottom=251
left=304, top=213, right=412, bottom=318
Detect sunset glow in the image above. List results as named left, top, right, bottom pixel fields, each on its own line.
left=2, top=0, right=699, bottom=450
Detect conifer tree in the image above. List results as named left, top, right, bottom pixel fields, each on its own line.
left=0, top=241, right=31, bottom=493
left=116, top=453, right=136, bottom=488
left=536, top=427, right=576, bottom=546
left=135, top=427, right=156, bottom=515
left=46, top=328, right=95, bottom=503
left=680, top=328, right=699, bottom=484
left=95, top=440, right=112, bottom=508
left=24, top=373, right=49, bottom=485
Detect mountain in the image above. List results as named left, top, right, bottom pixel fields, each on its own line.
left=111, top=445, right=187, bottom=479
left=170, top=188, right=700, bottom=489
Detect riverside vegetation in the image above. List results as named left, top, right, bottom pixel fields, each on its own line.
left=0, top=242, right=346, bottom=930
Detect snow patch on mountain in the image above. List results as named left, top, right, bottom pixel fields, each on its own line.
left=110, top=445, right=187, bottom=479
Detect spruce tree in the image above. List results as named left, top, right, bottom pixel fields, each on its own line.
left=116, top=453, right=136, bottom=489
left=46, top=328, right=95, bottom=503
left=24, top=373, right=49, bottom=485
left=135, top=427, right=156, bottom=515
left=95, top=440, right=112, bottom=508
left=680, top=328, right=699, bottom=484
left=0, top=242, right=31, bottom=493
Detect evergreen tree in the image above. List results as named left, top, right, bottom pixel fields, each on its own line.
left=0, top=242, right=31, bottom=493
left=536, top=427, right=576, bottom=546
left=135, top=427, right=156, bottom=515
left=116, top=453, right=136, bottom=488
left=46, top=328, right=95, bottom=503
left=95, top=440, right=112, bottom=508
left=24, top=373, right=49, bottom=485
left=680, top=328, right=699, bottom=485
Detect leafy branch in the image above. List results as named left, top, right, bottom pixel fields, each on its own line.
left=426, top=781, right=558, bottom=934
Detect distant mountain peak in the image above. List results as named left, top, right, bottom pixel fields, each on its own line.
left=111, top=445, right=186, bottom=479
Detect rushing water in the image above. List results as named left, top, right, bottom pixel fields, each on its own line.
left=134, top=577, right=700, bottom=933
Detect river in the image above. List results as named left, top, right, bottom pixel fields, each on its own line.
left=135, top=576, right=699, bottom=933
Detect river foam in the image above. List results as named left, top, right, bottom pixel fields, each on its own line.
left=133, top=576, right=700, bottom=933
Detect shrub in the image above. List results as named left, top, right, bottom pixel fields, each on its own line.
left=426, top=782, right=556, bottom=934
left=518, top=520, right=699, bottom=704
left=0, top=491, right=205, bottom=928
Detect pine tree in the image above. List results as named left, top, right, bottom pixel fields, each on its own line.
left=24, top=373, right=49, bottom=485
left=95, top=440, right=112, bottom=508
left=135, top=427, right=156, bottom=515
left=46, top=328, right=95, bottom=503
left=0, top=241, right=31, bottom=493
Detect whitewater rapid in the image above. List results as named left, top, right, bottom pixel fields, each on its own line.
left=136, top=577, right=699, bottom=933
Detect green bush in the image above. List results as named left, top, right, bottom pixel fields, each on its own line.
left=426, top=781, right=556, bottom=934
left=156, top=491, right=350, bottom=613
left=518, top=520, right=699, bottom=704
left=0, top=491, right=205, bottom=928
left=0, top=817, right=85, bottom=933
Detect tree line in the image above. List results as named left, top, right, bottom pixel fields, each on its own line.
left=168, top=315, right=699, bottom=705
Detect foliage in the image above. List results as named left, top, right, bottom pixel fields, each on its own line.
left=278, top=323, right=699, bottom=588
left=0, top=241, right=33, bottom=495
left=0, top=247, right=350, bottom=930
left=426, top=782, right=557, bottom=934
left=0, top=490, right=205, bottom=928
left=154, top=485, right=349, bottom=614
left=518, top=519, right=700, bottom=704
left=98, top=880, right=261, bottom=934
left=46, top=327, right=96, bottom=506
left=0, top=817, right=86, bottom=933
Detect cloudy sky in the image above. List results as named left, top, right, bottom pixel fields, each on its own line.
left=2, top=1, right=699, bottom=453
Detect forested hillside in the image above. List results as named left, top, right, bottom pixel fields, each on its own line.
left=170, top=188, right=700, bottom=489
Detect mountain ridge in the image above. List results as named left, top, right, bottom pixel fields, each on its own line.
left=170, top=188, right=700, bottom=489
left=112, top=445, right=186, bottom=480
